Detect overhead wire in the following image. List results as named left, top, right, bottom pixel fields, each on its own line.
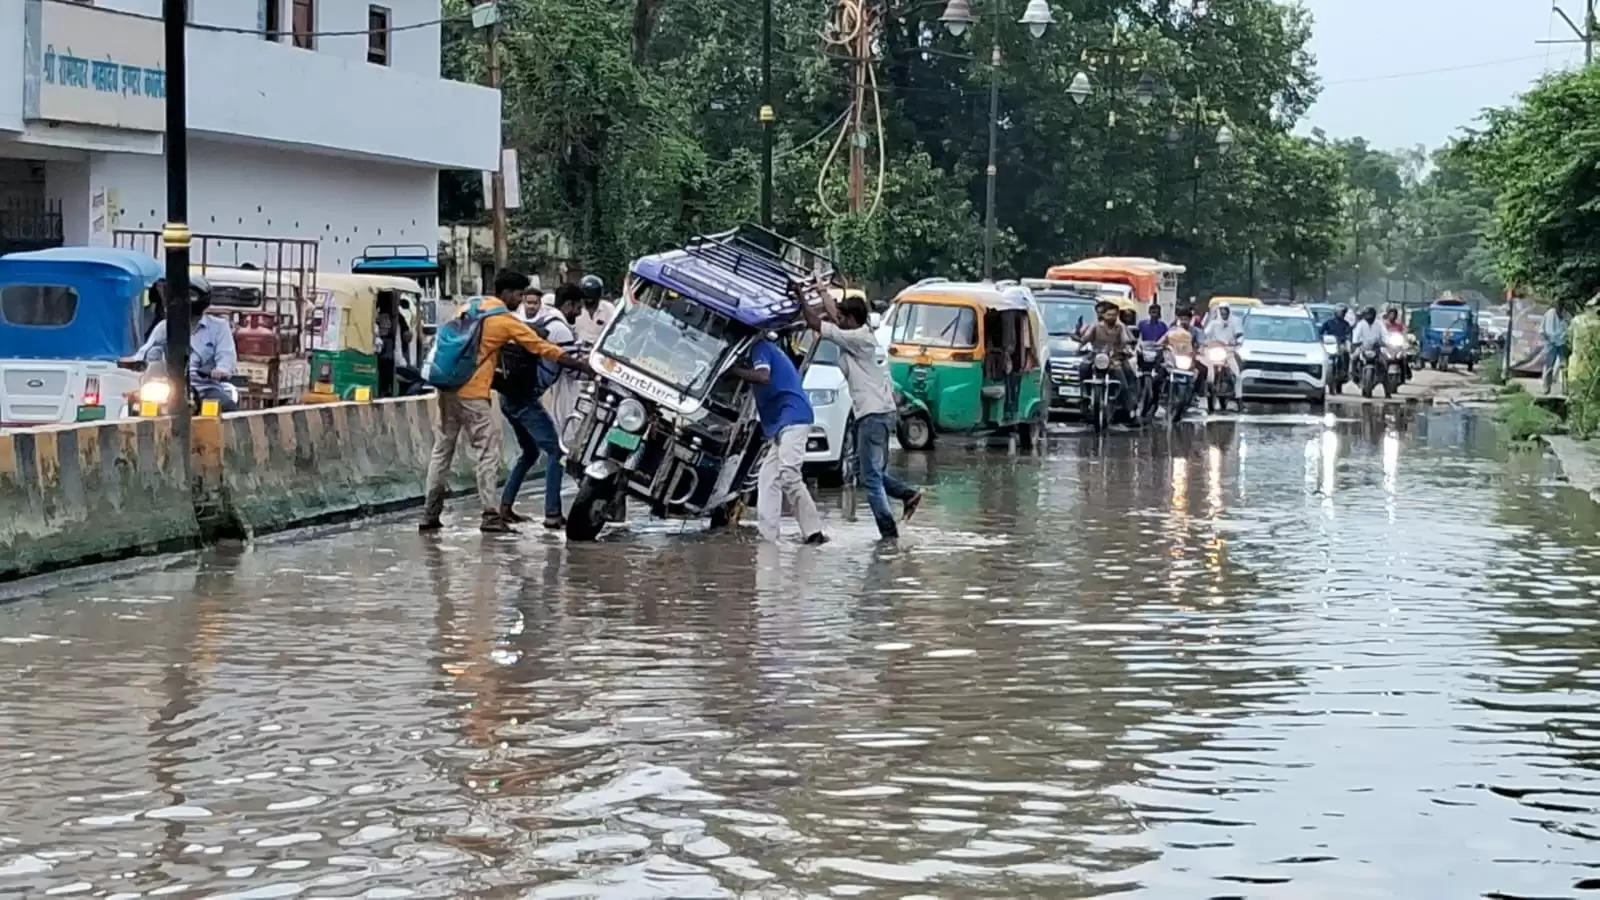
left=816, top=0, right=888, bottom=219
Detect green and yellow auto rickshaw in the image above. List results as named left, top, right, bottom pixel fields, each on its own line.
left=884, top=279, right=1048, bottom=450
left=302, top=273, right=424, bottom=402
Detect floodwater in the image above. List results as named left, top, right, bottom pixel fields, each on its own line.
left=4, top=408, right=1600, bottom=899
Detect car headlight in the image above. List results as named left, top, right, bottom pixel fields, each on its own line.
left=806, top=388, right=839, bottom=408
left=138, top=380, right=173, bottom=405
left=1094, top=352, right=1110, bottom=370
left=615, top=397, right=648, bottom=433
left=1205, top=346, right=1229, bottom=365
left=1384, top=333, right=1407, bottom=349
left=1173, top=354, right=1193, bottom=371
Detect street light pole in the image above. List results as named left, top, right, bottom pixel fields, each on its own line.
left=162, top=0, right=191, bottom=467
left=760, top=0, right=774, bottom=228
left=983, top=36, right=1001, bottom=280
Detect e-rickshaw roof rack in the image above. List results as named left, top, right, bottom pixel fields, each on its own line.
left=683, top=224, right=837, bottom=300
left=351, top=245, right=441, bottom=275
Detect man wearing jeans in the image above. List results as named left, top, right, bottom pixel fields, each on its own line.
left=495, top=284, right=582, bottom=529
left=730, top=336, right=827, bottom=545
left=799, top=284, right=922, bottom=539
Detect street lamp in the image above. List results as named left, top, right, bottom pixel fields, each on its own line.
left=1133, top=71, right=1159, bottom=107
left=1067, top=71, right=1092, bottom=105
left=1215, top=122, right=1235, bottom=154
left=941, top=0, right=1054, bottom=279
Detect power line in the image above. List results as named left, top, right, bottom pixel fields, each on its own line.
left=1320, top=54, right=1558, bottom=87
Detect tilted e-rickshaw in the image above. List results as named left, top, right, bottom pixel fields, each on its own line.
left=882, top=279, right=1048, bottom=450
left=560, top=224, right=834, bottom=541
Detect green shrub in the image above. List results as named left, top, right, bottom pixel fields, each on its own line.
left=1496, top=390, right=1564, bottom=443
left=1569, top=313, right=1600, bottom=438
left=1481, top=353, right=1506, bottom=386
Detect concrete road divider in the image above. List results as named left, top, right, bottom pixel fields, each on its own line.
left=1, top=393, right=531, bottom=581
left=0, top=418, right=200, bottom=580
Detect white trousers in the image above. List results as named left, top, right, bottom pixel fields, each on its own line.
left=757, top=425, right=823, bottom=542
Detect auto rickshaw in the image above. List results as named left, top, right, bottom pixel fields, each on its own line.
left=1420, top=297, right=1478, bottom=371
left=1205, top=295, right=1264, bottom=324
left=302, top=273, right=425, bottom=402
left=883, top=279, right=1047, bottom=450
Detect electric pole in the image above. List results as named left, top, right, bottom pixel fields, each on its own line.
left=1546, top=2, right=1595, bottom=66
left=847, top=11, right=869, bottom=214
left=162, top=0, right=191, bottom=468
left=477, top=3, right=508, bottom=270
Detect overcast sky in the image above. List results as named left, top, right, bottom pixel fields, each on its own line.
left=1299, top=0, right=1589, bottom=153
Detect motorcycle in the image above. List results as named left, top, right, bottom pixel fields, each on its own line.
left=1135, top=339, right=1165, bottom=424
left=118, top=359, right=245, bottom=417
left=1203, top=343, right=1237, bottom=413
left=1166, top=348, right=1198, bottom=425
left=1322, top=336, right=1349, bottom=395
left=1083, top=350, right=1124, bottom=434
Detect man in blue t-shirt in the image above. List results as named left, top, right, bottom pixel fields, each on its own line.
left=1137, top=304, right=1170, bottom=343
left=730, top=338, right=827, bottom=545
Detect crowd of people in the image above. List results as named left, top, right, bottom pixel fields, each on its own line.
left=416, top=276, right=923, bottom=543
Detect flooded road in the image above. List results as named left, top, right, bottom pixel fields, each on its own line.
left=4, top=408, right=1600, bottom=898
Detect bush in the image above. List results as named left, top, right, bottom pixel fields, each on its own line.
left=1569, top=312, right=1600, bottom=438
left=1496, top=390, right=1564, bottom=443
left=1481, top=353, right=1506, bottom=386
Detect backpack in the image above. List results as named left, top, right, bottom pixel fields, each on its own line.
left=423, top=298, right=507, bottom=390
left=493, top=315, right=564, bottom=400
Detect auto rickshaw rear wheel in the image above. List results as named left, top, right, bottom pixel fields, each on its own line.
left=898, top=412, right=933, bottom=451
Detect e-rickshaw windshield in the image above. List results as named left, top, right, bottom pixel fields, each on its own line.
left=599, top=280, right=740, bottom=394
left=1429, top=307, right=1471, bottom=331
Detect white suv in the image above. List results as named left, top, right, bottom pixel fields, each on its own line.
left=1237, top=305, right=1329, bottom=405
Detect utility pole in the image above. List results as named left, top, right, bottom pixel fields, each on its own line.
left=982, top=38, right=1001, bottom=279
left=162, top=0, right=191, bottom=468
left=478, top=3, right=508, bottom=270
left=1547, top=2, right=1595, bottom=65
left=847, top=8, right=869, bottom=215
left=760, top=0, right=774, bottom=227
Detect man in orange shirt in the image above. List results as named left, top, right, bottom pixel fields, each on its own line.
left=421, top=271, right=589, bottom=533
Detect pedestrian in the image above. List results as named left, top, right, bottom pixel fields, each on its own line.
left=798, top=284, right=922, bottom=540
left=1541, top=304, right=1572, bottom=395
left=420, top=270, right=588, bottom=534
left=729, top=332, right=827, bottom=545
left=572, top=274, right=616, bottom=345
left=538, top=284, right=588, bottom=435
left=496, top=284, right=583, bottom=530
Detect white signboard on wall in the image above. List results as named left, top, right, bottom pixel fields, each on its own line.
left=24, top=0, right=166, bottom=132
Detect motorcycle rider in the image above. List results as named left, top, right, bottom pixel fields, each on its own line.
left=1080, top=301, right=1138, bottom=418
left=129, top=274, right=240, bottom=412
left=1161, top=305, right=1203, bottom=408
left=1383, top=307, right=1412, bottom=381
left=1201, top=302, right=1244, bottom=400
left=1352, top=306, right=1386, bottom=353
left=1320, top=305, right=1353, bottom=385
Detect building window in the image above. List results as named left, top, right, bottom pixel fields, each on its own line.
left=367, top=5, right=390, bottom=65
left=264, top=0, right=281, bottom=41
left=291, top=0, right=314, bottom=49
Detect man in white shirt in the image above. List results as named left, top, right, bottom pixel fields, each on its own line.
left=1201, top=304, right=1244, bottom=399
left=1351, top=307, right=1386, bottom=350
left=573, top=274, right=615, bottom=345
left=799, top=284, right=922, bottom=539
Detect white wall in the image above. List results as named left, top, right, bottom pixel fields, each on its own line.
left=0, top=0, right=23, bottom=132
left=43, top=158, right=87, bottom=243
left=92, top=137, right=437, bottom=270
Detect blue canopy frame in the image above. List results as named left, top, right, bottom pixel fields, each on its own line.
left=0, top=247, right=164, bottom=360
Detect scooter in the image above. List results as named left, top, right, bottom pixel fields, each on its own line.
left=1323, top=336, right=1349, bottom=395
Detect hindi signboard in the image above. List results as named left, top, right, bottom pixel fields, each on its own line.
left=24, top=0, right=166, bottom=132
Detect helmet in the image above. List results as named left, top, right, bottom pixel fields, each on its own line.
left=188, top=273, right=213, bottom=314
left=579, top=274, right=604, bottom=301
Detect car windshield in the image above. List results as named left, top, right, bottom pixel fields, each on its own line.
left=1038, top=297, right=1098, bottom=337
left=1243, top=314, right=1316, bottom=343
left=1430, top=309, right=1471, bottom=331
left=599, top=279, right=739, bottom=393
left=891, top=302, right=977, bottom=348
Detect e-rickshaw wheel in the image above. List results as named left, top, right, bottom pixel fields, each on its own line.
left=566, top=480, right=614, bottom=541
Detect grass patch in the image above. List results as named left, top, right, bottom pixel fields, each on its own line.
left=1496, top=389, right=1564, bottom=444
left=1480, top=353, right=1506, bottom=386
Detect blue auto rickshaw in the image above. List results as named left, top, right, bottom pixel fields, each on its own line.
left=1420, top=297, right=1478, bottom=371
left=0, top=246, right=162, bottom=427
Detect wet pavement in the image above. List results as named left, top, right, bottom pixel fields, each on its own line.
left=4, top=407, right=1600, bottom=899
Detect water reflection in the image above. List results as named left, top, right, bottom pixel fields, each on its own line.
left=2, top=408, right=1600, bottom=896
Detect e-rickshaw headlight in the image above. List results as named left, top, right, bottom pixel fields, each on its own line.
left=615, top=397, right=648, bottom=434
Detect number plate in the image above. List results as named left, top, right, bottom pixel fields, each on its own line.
left=607, top=427, right=642, bottom=450
left=1056, top=384, right=1079, bottom=398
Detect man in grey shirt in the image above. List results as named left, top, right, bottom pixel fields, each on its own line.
left=799, top=284, right=922, bottom=539
left=133, top=275, right=240, bottom=411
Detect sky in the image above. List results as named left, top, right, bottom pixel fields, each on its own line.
left=1299, top=0, right=1590, bottom=153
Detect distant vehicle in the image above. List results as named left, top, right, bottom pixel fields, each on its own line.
left=1026, top=283, right=1101, bottom=417
left=1237, top=306, right=1328, bottom=405
left=1305, top=303, right=1339, bottom=327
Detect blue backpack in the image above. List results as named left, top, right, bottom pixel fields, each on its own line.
left=423, top=298, right=507, bottom=390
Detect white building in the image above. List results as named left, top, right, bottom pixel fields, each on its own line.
left=0, top=0, right=498, bottom=269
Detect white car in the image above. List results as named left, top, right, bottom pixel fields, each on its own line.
left=1236, top=305, right=1329, bottom=405
left=803, top=322, right=887, bottom=485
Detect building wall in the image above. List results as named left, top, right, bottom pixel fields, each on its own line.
left=0, top=0, right=22, bottom=132
left=90, top=137, right=437, bottom=270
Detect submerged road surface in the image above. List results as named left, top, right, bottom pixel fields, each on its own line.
left=4, top=409, right=1600, bottom=898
